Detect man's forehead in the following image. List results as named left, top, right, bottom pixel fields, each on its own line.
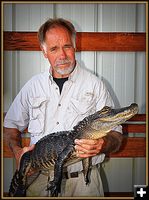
left=45, top=27, right=73, bottom=44
left=46, top=25, right=71, bottom=36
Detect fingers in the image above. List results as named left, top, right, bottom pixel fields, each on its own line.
left=17, top=144, right=35, bottom=170
left=20, top=144, right=35, bottom=159
left=75, top=138, right=104, bottom=158
left=23, top=144, right=35, bottom=153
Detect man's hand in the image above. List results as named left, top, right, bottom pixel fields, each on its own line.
left=74, top=131, right=123, bottom=158
left=74, top=138, right=104, bottom=158
left=15, top=144, right=35, bottom=170
left=4, top=127, right=36, bottom=176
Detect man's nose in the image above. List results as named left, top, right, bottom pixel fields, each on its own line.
left=59, top=48, right=67, bottom=59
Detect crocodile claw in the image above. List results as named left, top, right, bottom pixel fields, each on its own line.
left=47, top=181, right=60, bottom=197
left=85, top=176, right=90, bottom=185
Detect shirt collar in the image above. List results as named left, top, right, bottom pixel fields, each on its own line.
left=68, top=61, right=80, bottom=82
left=49, top=67, right=53, bottom=83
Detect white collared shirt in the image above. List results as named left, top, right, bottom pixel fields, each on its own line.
left=4, top=62, right=122, bottom=172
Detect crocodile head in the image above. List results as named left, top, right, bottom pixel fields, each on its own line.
left=77, top=103, right=139, bottom=139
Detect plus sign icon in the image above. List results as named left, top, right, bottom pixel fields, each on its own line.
left=134, top=185, right=149, bottom=199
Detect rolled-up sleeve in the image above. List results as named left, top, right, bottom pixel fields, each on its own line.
left=4, top=82, right=31, bottom=132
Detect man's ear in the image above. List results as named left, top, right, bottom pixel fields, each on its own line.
left=41, top=45, right=48, bottom=58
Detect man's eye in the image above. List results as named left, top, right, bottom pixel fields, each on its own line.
left=50, top=47, right=57, bottom=52
left=64, top=45, right=72, bottom=49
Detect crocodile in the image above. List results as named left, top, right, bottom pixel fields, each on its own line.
left=9, top=103, right=138, bottom=197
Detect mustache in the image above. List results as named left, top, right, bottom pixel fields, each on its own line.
left=55, top=59, right=70, bottom=66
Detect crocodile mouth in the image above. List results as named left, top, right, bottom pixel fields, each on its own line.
left=89, top=103, right=139, bottom=132
left=97, top=103, right=138, bottom=123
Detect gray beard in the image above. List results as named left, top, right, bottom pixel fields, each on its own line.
left=55, top=64, right=75, bottom=75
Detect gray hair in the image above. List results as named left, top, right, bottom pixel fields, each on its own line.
left=37, top=18, right=76, bottom=48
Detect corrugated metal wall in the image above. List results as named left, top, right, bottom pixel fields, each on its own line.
left=3, top=2, right=146, bottom=193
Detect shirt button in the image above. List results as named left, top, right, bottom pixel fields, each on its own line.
left=58, top=103, right=61, bottom=107
left=56, top=122, right=59, bottom=125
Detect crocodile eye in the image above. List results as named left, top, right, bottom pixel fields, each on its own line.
left=100, top=106, right=111, bottom=114
left=91, top=106, right=112, bottom=121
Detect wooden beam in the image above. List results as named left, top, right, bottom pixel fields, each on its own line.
left=3, top=143, right=14, bottom=158
left=122, top=124, right=146, bottom=133
left=3, top=114, right=146, bottom=158
left=109, top=137, right=146, bottom=157
left=76, top=32, right=146, bottom=51
left=3, top=32, right=146, bottom=51
left=4, top=32, right=39, bottom=51
left=3, top=137, right=146, bottom=158
left=127, top=114, right=146, bottom=121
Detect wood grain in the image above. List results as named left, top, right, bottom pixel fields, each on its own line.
left=4, top=32, right=146, bottom=51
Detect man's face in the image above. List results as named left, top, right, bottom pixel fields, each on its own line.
left=42, top=26, right=76, bottom=78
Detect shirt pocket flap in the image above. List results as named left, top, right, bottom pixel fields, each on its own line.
left=28, top=97, right=48, bottom=134
left=30, top=97, right=48, bottom=108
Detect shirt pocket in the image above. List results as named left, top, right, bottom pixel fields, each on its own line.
left=65, top=93, right=96, bottom=129
left=28, top=97, right=48, bottom=135
left=70, top=97, right=96, bottom=115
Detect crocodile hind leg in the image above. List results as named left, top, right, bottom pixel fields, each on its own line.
left=47, top=145, right=74, bottom=197
left=82, top=157, right=92, bottom=185
left=9, top=151, right=32, bottom=196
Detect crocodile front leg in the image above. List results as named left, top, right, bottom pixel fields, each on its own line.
left=47, top=145, right=74, bottom=197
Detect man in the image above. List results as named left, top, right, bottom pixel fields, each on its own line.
left=4, top=18, right=123, bottom=197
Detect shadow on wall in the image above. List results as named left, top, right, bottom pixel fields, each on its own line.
left=102, top=78, right=121, bottom=108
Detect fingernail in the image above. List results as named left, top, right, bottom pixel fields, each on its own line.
left=75, top=139, right=79, bottom=144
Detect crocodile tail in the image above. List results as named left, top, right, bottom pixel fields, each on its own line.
left=9, top=151, right=31, bottom=196
left=9, top=169, right=26, bottom=196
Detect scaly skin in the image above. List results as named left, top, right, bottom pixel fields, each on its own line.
left=9, top=103, right=138, bottom=197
